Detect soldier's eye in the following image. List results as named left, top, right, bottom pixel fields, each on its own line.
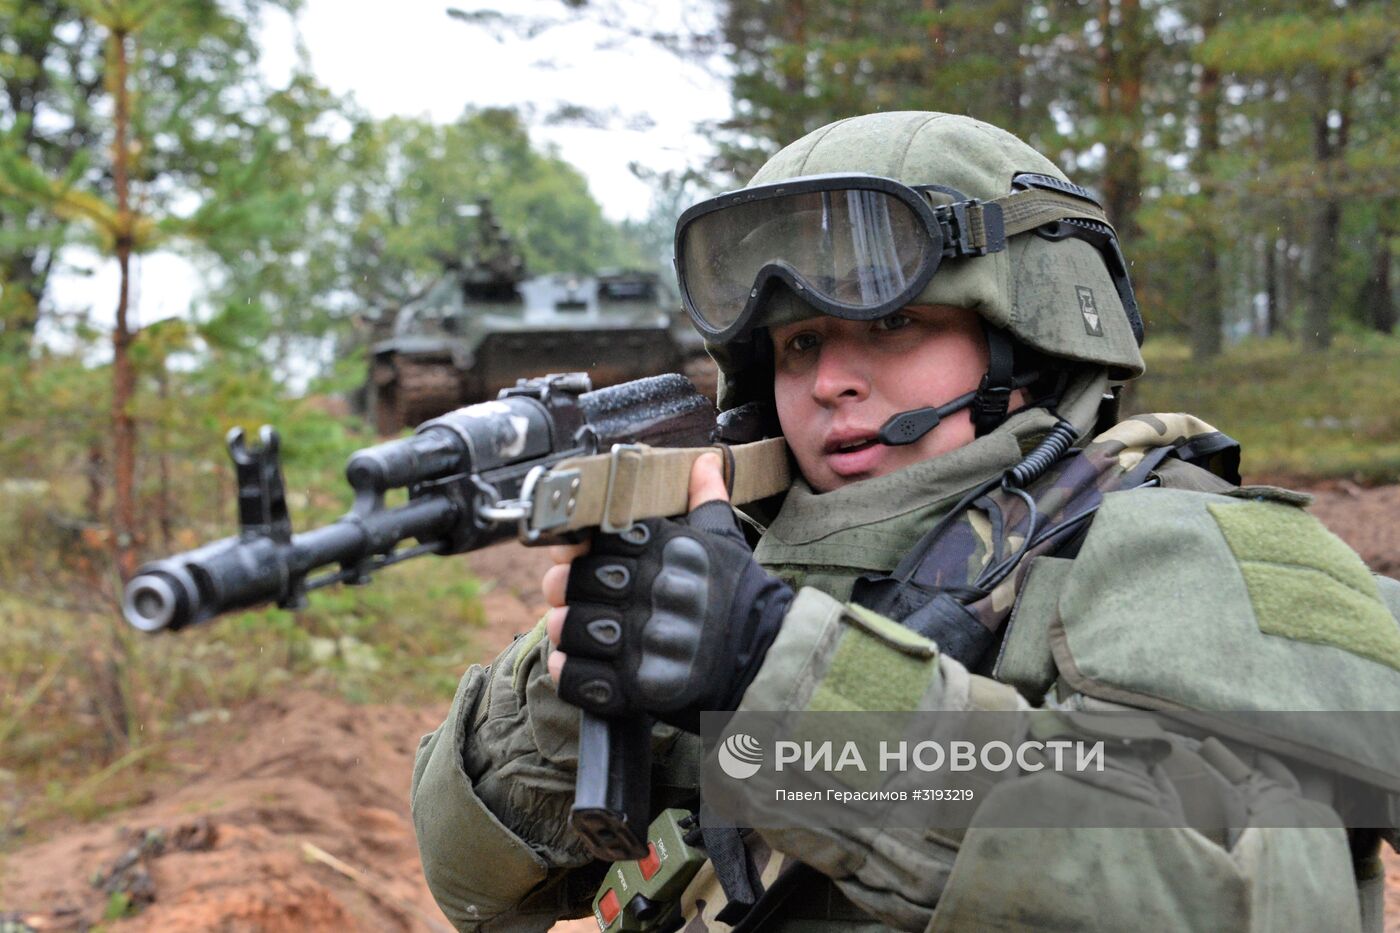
left=786, top=332, right=821, bottom=354
left=873, top=313, right=912, bottom=332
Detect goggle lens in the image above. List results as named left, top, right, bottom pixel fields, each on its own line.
left=678, top=186, right=932, bottom=335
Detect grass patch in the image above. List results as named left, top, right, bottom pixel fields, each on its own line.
left=0, top=405, right=494, bottom=847
left=0, top=360, right=508, bottom=846
left=0, top=551, right=488, bottom=848
left=1128, top=333, right=1400, bottom=482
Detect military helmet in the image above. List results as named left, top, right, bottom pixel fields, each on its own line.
left=674, top=111, right=1146, bottom=413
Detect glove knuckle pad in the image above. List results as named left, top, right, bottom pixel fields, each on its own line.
left=634, top=537, right=711, bottom=707
left=587, top=618, right=623, bottom=647
left=636, top=655, right=696, bottom=707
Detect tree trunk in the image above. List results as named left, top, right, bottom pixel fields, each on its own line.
left=1364, top=248, right=1395, bottom=335
left=1261, top=235, right=1277, bottom=337
left=1190, top=23, right=1222, bottom=360
left=1277, top=237, right=1295, bottom=339
left=922, top=0, right=946, bottom=64
left=779, top=0, right=807, bottom=136
left=110, top=26, right=139, bottom=580
left=1304, top=68, right=1353, bottom=352
left=1364, top=207, right=1396, bottom=334
left=1096, top=0, right=1145, bottom=241
left=157, top=363, right=172, bottom=553
left=85, top=443, right=105, bottom=524
left=1305, top=199, right=1339, bottom=351
left=0, top=257, right=44, bottom=360
left=1192, top=248, right=1222, bottom=358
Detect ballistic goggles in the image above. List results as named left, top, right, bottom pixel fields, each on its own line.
left=674, top=172, right=1134, bottom=345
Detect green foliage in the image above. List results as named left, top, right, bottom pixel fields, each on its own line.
left=696, top=0, right=1400, bottom=352
left=103, top=890, right=135, bottom=920
left=0, top=547, right=488, bottom=839
left=1130, top=334, right=1400, bottom=481
left=1199, top=8, right=1397, bottom=75
left=0, top=394, right=489, bottom=841
left=0, top=0, right=318, bottom=360
left=4, top=2, right=663, bottom=374
left=722, top=0, right=1092, bottom=182
left=0, top=291, right=488, bottom=840
left=0, top=9, right=658, bottom=846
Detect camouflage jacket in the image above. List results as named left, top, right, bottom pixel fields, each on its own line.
left=412, top=387, right=1400, bottom=932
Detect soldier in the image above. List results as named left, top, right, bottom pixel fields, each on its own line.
left=412, top=112, right=1400, bottom=931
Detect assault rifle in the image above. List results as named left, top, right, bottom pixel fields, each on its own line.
left=121, top=372, right=788, bottom=862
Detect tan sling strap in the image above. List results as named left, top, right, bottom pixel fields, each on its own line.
left=518, top=437, right=792, bottom=537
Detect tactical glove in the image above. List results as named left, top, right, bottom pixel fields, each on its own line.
left=556, top=501, right=793, bottom=733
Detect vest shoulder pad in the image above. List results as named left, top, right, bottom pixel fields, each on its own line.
left=1046, top=486, right=1400, bottom=789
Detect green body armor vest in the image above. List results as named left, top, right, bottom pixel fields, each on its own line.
left=664, top=413, right=1399, bottom=933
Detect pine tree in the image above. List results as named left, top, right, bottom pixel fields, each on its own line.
left=1199, top=1, right=1398, bottom=349
left=0, top=0, right=323, bottom=577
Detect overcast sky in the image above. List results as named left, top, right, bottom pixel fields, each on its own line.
left=259, top=0, right=730, bottom=220
left=48, top=0, right=731, bottom=340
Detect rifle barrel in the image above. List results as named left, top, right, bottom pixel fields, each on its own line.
left=123, top=494, right=462, bottom=632
left=122, top=372, right=718, bottom=634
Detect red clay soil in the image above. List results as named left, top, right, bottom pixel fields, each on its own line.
left=0, top=692, right=451, bottom=932
left=0, top=543, right=558, bottom=933
left=3, top=486, right=1398, bottom=932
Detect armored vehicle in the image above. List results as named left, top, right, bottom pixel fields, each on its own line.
left=368, top=262, right=712, bottom=435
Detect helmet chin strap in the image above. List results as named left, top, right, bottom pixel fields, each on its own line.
left=970, top=323, right=1017, bottom=437
left=877, top=324, right=1029, bottom=447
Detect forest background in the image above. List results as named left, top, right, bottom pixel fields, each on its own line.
left=1, top=0, right=1398, bottom=911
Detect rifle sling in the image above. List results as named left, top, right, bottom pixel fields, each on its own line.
left=547, top=437, right=791, bottom=534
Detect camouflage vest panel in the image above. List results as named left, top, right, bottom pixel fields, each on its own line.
left=761, top=414, right=1239, bottom=670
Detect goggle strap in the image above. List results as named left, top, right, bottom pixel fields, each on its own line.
left=933, top=189, right=1114, bottom=261
left=996, top=189, right=1112, bottom=237
left=934, top=200, right=1005, bottom=258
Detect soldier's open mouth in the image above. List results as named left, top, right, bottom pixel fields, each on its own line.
left=825, top=432, right=883, bottom=455
left=824, top=438, right=889, bottom=480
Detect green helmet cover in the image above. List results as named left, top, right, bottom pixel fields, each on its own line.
left=705, top=111, right=1146, bottom=411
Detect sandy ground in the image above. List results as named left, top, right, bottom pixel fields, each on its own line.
left=2, top=484, right=1398, bottom=931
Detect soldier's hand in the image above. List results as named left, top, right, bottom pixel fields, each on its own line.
left=544, top=453, right=792, bottom=732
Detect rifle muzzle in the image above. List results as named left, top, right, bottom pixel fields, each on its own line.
left=124, top=570, right=186, bottom=631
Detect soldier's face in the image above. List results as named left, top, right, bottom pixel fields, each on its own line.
left=770, top=305, right=990, bottom=493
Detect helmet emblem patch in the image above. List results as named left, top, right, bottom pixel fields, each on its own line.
left=1076, top=286, right=1104, bottom=337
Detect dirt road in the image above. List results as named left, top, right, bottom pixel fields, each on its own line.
left=3, top=484, right=1398, bottom=931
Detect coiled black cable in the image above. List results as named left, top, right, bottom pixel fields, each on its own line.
left=973, top=420, right=1080, bottom=592
left=1004, top=420, right=1079, bottom=488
